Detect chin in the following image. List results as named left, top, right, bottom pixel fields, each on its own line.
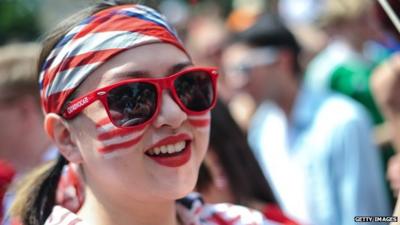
left=159, top=174, right=198, bottom=200
left=155, top=188, right=193, bottom=201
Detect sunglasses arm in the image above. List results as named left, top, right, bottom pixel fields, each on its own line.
left=62, top=92, right=99, bottom=119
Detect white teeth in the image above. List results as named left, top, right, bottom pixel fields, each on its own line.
left=179, top=142, right=185, bottom=151
left=167, top=145, right=175, bottom=153
left=147, top=141, right=186, bottom=155
left=162, top=146, right=168, bottom=153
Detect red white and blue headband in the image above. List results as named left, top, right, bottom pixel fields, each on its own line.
left=39, top=4, right=187, bottom=114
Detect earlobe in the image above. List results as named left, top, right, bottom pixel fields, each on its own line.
left=44, top=113, right=84, bottom=163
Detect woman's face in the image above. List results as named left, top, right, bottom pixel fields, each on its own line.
left=67, top=43, right=210, bottom=202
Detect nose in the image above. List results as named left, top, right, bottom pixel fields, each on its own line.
left=153, top=91, right=187, bottom=129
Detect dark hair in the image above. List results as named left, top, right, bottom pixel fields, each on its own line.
left=20, top=156, right=67, bottom=225
left=14, top=1, right=138, bottom=225
left=197, top=99, right=276, bottom=205
left=234, top=14, right=302, bottom=75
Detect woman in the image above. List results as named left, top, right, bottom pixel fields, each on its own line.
left=11, top=1, right=276, bottom=225
left=197, top=100, right=300, bottom=225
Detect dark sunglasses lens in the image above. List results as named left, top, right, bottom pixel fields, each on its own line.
left=174, top=70, right=214, bottom=111
left=107, top=82, right=157, bottom=127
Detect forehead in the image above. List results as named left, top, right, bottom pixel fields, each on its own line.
left=77, top=43, right=191, bottom=94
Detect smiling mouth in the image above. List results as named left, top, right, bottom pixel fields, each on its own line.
left=145, top=139, right=192, bottom=167
left=146, top=140, right=186, bottom=156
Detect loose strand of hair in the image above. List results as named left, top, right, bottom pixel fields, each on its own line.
left=20, top=155, right=67, bottom=225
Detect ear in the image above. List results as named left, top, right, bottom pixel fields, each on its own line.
left=44, top=113, right=84, bottom=164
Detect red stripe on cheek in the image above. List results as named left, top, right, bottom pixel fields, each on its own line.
left=97, top=128, right=144, bottom=141
left=98, top=134, right=144, bottom=154
left=189, top=119, right=210, bottom=127
left=95, top=117, right=112, bottom=128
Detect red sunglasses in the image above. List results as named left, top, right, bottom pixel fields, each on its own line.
left=63, top=67, right=218, bottom=129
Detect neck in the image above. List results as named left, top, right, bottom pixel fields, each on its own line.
left=273, top=76, right=299, bottom=119
left=79, top=187, right=180, bottom=225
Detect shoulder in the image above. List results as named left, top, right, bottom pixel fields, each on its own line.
left=44, top=206, right=84, bottom=225
left=177, top=193, right=280, bottom=225
left=202, top=203, right=269, bottom=225
left=311, top=93, right=376, bottom=156
left=314, top=92, right=371, bottom=128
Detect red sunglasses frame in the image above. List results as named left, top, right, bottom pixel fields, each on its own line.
left=62, top=67, right=218, bottom=129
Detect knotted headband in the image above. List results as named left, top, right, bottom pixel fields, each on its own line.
left=39, top=4, right=187, bottom=114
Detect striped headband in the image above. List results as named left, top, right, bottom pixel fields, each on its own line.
left=39, top=4, right=187, bottom=114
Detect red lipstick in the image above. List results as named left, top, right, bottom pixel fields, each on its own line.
left=146, top=134, right=192, bottom=167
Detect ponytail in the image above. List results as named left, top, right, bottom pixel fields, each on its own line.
left=9, top=155, right=67, bottom=225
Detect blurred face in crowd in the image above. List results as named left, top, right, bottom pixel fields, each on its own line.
left=0, top=95, right=43, bottom=157
left=51, top=43, right=212, bottom=203
left=221, top=43, right=283, bottom=104
left=0, top=99, right=24, bottom=153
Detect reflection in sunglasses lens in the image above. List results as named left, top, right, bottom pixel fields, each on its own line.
left=107, top=82, right=157, bottom=127
left=174, top=71, right=214, bottom=111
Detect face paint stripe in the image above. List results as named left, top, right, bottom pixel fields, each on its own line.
left=188, top=119, right=210, bottom=127
left=97, top=127, right=146, bottom=140
left=98, top=134, right=144, bottom=154
left=97, top=123, right=115, bottom=134
left=96, top=117, right=112, bottom=127
left=101, top=130, right=145, bottom=146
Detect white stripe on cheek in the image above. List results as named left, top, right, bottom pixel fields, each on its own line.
left=188, top=113, right=211, bottom=130
left=100, top=127, right=145, bottom=147
left=97, top=122, right=118, bottom=135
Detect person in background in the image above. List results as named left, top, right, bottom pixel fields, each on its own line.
left=9, top=1, right=278, bottom=225
left=371, top=54, right=400, bottom=196
left=0, top=43, right=57, bottom=224
left=197, top=99, right=300, bottom=225
left=303, top=0, right=393, bottom=146
left=369, top=0, right=400, bottom=203
left=304, top=0, right=385, bottom=104
left=305, top=0, right=400, bottom=206
left=221, top=14, right=390, bottom=225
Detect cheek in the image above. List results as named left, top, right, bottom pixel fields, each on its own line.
left=72, top=102, right=147, bottom=160
left=188, top=112, right=211, bottom=161
left=94, top=116, right=146, bottom=159
left=188, top=112, right=211, bottom=132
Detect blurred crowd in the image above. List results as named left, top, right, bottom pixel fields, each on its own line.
left=1, top=0, right=400, bottom=224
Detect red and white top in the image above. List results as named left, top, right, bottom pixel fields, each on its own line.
left=45, top=193, right=280, bottom=225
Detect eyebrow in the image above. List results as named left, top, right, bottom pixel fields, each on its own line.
left=114, top=61, right=193, bottom=79
left=167, top=62, right=193, bottom=75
